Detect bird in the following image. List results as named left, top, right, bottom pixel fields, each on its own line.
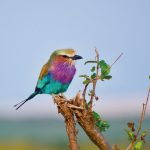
left=14, top=48, right=82, bottom=110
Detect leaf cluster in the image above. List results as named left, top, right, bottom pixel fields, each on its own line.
left=99, top=60, right=112, bottom=81
left=93, top=111, right=110, bottom=132
left=79, top=59, right=112, bottom=85
left=79, top=52, right=112, bottom=133
left=125, top=122, right=149, bottom=150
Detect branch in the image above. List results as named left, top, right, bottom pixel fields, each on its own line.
left=126, top=87, right=150, bottom=150
left=82, top=83, right=89, bottom=101
left=89, top=48, right=99, bottom=110
left=110, top=53, right=123, bottom=68
left=53, top=93, right=112, bottom=150
left=82, top=49, right=123, bottom=110
left=53, top=95, right=79, bottom=150
left=52, top=49, right=123, bottom=150
left=74, top=93, right=112, bottom=150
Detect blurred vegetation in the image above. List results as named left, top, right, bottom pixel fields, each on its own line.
left=0, top=118, right=149, bottom=150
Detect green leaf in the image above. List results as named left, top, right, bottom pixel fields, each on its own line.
left=99, top=60, right=111, bottom=81
left=91, top=66, right=95, bottom=72
left=99, top=60, right=110, bottom=75
left=125, top=129, right=134, bottom=141
left=91, top=73, right=97, bottom=79
left=84, top=61, right=97, bottom=65
left=104, top=75, right=112, bottom=80
left=87, top=101, right=91, bottom=107
left=80, top=75, right=90, bottom=85
left=93, top=111, right=110, bottom=132
left=83, top=79, right=90, bottom=85
left=93, top=111, right=101, bottom=120
left=96, top=120, right=110, bottom=132
left=79, top=75, right=89, bottom=78
left=141, top=129, right=149, bottom=138
left=149, top=75, right=150, bottom=79
left=134, top=141, right=143, bottom=150
left=88, top=90, right=94, bottom=96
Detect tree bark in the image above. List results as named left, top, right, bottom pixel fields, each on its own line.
left=53, top=94, right=112, bottom=150
left=53, top=95, right=79, bottom=150
left=74, top=107, right=112, bottom=150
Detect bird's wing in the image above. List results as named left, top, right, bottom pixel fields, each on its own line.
left=38, top=63, right=49, bottom=80
left=35, top=63, right=50, bottom=91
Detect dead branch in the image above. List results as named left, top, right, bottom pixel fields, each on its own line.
left=53, top=95, right=79, bottom=150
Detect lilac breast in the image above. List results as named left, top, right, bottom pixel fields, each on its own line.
left=50, top=62, right=76, bottom=84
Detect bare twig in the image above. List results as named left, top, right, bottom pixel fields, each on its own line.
left=90, top=48, right=100, bottom=110
left=84, top=61, right=97, bottom=65
left=82, top=83, right=89, bottom=100
left=126, top=87, right=150, bottom=150
left=110, top=53, right=123, bottom=68
left=95, top=48, right=100, bottom=75
left=143, top=86, right=150, bottom=117
left=90, top=80, right=97, bottom=110
left=136, top=86, right=150, bottom=137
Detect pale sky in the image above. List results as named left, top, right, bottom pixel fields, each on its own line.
left=0, top=0, right=150, bottom=118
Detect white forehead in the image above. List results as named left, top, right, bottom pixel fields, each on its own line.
left=56, top=49, right=76, bottom=57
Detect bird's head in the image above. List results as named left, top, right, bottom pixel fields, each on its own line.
left=50, top=48, right=83, bottom=65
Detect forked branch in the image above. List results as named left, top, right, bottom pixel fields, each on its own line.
left=53, top=49, right=123, bottom=150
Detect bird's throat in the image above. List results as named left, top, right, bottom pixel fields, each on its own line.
left=50, top=61, right=76, bottom=84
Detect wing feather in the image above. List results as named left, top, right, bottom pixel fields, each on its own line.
left=38, top=63, right=49, bottom=80
left=35, top=63, right=50, bottom=91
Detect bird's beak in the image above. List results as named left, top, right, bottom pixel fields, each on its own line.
left=72, top=55, right=83, bottom=60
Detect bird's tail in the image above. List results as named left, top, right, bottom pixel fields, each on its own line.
left=14, top=91, right=39, bottom=110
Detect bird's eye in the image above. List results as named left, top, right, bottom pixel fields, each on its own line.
left=62, top=55, right=69, bottom=58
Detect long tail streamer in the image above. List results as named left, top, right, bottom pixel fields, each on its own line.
left=14, top=91, right=39, bottom=110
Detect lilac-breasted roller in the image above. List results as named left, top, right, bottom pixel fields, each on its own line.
left=14, top=49, right=82, bottom=110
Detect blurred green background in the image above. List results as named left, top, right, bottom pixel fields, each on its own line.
left=0, top=117, right=149, bottom=150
